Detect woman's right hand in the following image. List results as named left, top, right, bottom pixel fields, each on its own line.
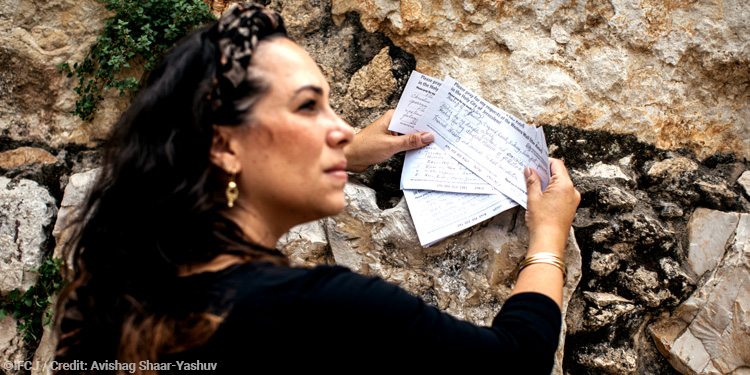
left=511, top=158, right=580, bottom=309
left=523, top=158, right=581, bottom=254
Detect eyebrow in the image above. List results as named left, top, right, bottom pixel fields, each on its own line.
left=293, top=85, right=324, bottom=97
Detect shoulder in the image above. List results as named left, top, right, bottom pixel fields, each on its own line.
left=216, top=262, right=421, bottom=314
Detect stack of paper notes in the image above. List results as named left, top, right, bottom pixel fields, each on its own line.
left=389, top=71, right=551, bottom=246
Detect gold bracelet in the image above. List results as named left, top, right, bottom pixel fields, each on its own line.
left=519, top=252, right=567, bottom=280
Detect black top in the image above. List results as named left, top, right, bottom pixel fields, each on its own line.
left=167, top=261, right=561, bottom=373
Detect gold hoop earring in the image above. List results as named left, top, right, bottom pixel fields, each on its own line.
left=225, top=169, right=239, bottom=208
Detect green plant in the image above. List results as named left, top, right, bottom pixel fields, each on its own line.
left=58, top=0, right=215, bottom=122
left=0, top=257, right=65, bottom=343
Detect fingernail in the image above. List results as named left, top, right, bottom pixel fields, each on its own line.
left=524, top=167, right=532, bottom=178
left=420, top=133, right=434, bottom=143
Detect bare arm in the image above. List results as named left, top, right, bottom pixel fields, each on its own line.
left=510, top=158, right=581, bottom=309
left=344, top=110, right=434, bottom=172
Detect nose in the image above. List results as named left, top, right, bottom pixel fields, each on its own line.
left=326, top=112, right=354, bottom=148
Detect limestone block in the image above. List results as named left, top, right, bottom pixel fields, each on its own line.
left=0, top=147, right=57, bottom=169
left=739, top=171, right=750, bottom=196
left=597, top=185, right=638, bottom=211
left=346, top=47, right=396, bottom=109
left=318, top=180, right=582, bottom=374
left=331, top=0, right=750, bottom=159
left=278, top=220, right=331, bottom=267
left=52, top=168, right=100, bottom=262
left=687, top=208, right=740, bottom=277
left=1, top=0, right=127, bottom=148
left=0, top=177, right=57, bottom=294
left=31, top=324, right=57, bottom=375
left=590, top=251, right=619, bottom=276
left=694, top=180, right=738, bottom=204
left=0, top=315, right=27, bottom=375
left=576, top=345, right=638, bottom=375
left=31, top=168, right=98, bottom=375
left=647, top=157, right=700, bottom=180
left=659, top=202, right=684, bottom=218
left=586, top=162, right=632, bottom=182
left=583, top=291, right=635, bottom=329
left=620, top=266, right=672, bottom=307
left=651, top=213, right=750, bottom=375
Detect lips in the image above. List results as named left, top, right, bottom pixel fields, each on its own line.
left=325, top=161, right=348, bottom=180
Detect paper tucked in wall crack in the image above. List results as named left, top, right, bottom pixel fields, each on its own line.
left=414, top=76, right=550, bottom=208
left=403, top=189, right=516, bottom=246
left=390, top=72, right=495, bottom=194
left=390, top=71, right=550, bottom=246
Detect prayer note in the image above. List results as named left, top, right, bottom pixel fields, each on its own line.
left=389, top=71, right=442, bottom=134
left=403, top=189, right=516, bottom=247
left=414, top=77, right=549, bottom=208
left=400, top=144, right=496, bottom=193
left=388, top=71, right=550, bottom=247
left=391, top=71, right=495, bottom=194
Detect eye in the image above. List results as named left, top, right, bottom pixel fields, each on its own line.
left=298, top=99, right=317, bottom=112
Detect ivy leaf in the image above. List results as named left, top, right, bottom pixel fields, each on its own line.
left=59, top=0, right=213, bottom=121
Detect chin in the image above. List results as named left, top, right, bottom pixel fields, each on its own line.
left=321, top=194, right=347, bottom=218
left=327, top=198, right=347, bottom=216
left=298, top=195, right=346, bottom=224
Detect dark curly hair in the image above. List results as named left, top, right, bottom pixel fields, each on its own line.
left=55, top=4, right=289, bottom=372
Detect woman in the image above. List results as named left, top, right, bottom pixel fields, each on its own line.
left=55, top=4, right=580, bottom=373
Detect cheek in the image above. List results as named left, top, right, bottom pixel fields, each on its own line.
left=278, top=128, right=324, bottom=167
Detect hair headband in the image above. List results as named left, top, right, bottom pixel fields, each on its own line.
left=208, top=4, right=286, bottom=120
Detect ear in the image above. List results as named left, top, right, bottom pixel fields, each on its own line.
left=209, top=125, right=242, bottom=173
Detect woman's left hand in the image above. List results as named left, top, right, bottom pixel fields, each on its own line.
left=344, top=109, right=435, bottom=172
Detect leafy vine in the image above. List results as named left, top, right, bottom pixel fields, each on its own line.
left=57, top=0, right=215, bottom=122
left=0, top=257, right=65, bottom=343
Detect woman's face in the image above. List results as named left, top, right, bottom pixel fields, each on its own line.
left=215, top=37, right=354, bottom=238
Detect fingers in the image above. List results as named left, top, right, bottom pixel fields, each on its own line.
left=400, top=132, right=434, bottom=150
left=524, top=166, right=542, bottom=199
left=549, top=158, right=571, bottom=180
left=547, top=159, right=580, bottom=203
left=524, top=158, right=580, bottom=252
left=344, top=109, right=433, bottom=172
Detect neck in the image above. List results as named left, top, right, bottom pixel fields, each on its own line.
left=221, top=203, right=288, bottom=248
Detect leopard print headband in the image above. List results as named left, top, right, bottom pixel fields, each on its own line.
left=208, top=4, right=286, bottom=121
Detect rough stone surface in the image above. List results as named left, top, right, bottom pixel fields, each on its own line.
left=277, top=220, right=332, bottom=267
left=1, top=0, right=130, bottom=147
left=31, top=324, right=56, bottom=375
left=0, top=147, right=57, bottom=169
left=583, top=162, right=633, bottom=182
left=576, top=345, right=639, bottom=374
left=590, top=251, right=619, bottom=277
left=0, top=177, right=56, bottom=294
left=651, top=212, right=750, bottom=375
left=739, top=171, right=750, bottom=197
left=281, top=180, right=582, bottom=374
left=0, top=316, right=27, bottom=374
left=648, top=158, right=700, bottom=180
left=3, top=1, right=750, bottom=374
left=582, top=291, right=635, bottom=329
left=268, top=0, right=414, bottom=131
left=549, top=125, right=746, bottom=375
left=52, top=168, right=99, bottom=257
left=331, top=0, right=750, bottom=160
left=686, top=208, right=740, bottom=278
left=344, top=46, right=397, bottom=109
left=27, top=168, right=101, bottom=375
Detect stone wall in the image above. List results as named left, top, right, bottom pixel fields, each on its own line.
left=331, top=0, right=750, bottom=160
left=1, top=0, right=748, bottom=374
